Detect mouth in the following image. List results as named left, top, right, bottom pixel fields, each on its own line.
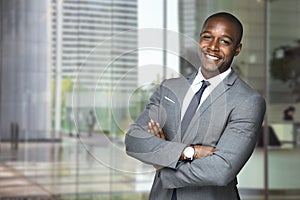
left=204, top=52, right=222, bottom=61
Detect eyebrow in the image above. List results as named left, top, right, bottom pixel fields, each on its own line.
left=201, top=31, right=234, bottom=43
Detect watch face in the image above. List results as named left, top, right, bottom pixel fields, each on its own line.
left=184, top=146, right=194, bottom=158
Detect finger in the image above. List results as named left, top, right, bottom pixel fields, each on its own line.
left=152, top=128, right=161, bottom=137
left=148, top=125, right=155, bottom=135
left=149, top=120, right=159, bottom=134
left=155, top=122, right=164, bottom=138
left=150, top=119, right=155, bottom=126
left=148, top=121, right=156, bottom=134
left=156, top=127, right=165, bottom=139
left=148, top=128, right=155, bottom=134
left=148, top=121, right=152, bottom=129
left=148, top=122, right=152, bottom=132
left=152, top=123, right=160, bottom=135
left=149, top=120, right=166, bottom=139
left=159, top=128, right=166, bottom=139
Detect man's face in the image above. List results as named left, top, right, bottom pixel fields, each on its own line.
left=198, top=17, right=242, bottom=79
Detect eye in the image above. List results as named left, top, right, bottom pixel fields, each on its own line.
left=220, top=39, right=231, bottom=45
left=201, top=34, right=212, bottom=40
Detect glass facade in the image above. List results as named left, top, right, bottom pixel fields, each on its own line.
left=267, top=0, right=300, bottom=198
left=0, top=0, right=300, bottom=199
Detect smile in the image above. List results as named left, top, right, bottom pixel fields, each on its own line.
left=204, top=53, right=222, bottom=61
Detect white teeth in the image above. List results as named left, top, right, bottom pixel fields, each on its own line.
left=206, top=54, right=219, bottom=60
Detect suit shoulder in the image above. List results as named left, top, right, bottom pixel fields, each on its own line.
left=233, top=77, right=265, bottom=100
left=161, top=75, right=189, bottom=87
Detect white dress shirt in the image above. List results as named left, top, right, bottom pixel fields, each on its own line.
left=181, top=68, right=232, bottom=120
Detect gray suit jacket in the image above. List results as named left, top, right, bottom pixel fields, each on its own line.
left=125, top=70, right=266, bottom=200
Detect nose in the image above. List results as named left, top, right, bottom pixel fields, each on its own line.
left=208, top=39, right=219, bottom=51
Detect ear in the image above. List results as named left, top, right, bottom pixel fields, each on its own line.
left=234, top=43, right=242, bottom=56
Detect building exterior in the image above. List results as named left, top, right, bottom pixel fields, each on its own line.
left=51, top=0, right=138, bottom=133
left=51, top=0, right=137, bottom=91
left=0, top=0, right=138, bottom=140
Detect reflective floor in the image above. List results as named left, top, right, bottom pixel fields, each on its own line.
left=0, top=133, right=300, bottom=200
left=0, top=133, right=154, bottom=199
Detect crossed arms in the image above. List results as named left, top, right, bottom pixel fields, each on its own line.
left=148, top=119, right=214, bottom=161
left=125, top=82, right=266, bottom=188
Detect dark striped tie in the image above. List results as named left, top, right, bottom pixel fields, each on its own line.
left=181, top=80, right=210, bottom=137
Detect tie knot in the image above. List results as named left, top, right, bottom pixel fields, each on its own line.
left=201, top=80, right=210, bottom=89
left=195, top=80, right=210, bottom=97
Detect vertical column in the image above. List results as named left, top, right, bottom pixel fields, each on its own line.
left=54, top=0, right=62, bottom=138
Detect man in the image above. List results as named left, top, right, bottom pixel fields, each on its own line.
left=125, top=12, right=266, bottom=200
left=86, top=110, right=96, bottom=137
left=283, top=106, right=295, bottom=121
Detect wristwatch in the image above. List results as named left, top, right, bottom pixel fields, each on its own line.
left=183, top=145, right=195, bottom=161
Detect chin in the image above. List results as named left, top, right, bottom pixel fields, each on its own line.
left=202, top=65, right=220, bottom=74
left=201, top=68, right=221, bottom=78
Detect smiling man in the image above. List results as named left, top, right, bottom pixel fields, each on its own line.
left=198, top=13, right=243, bottom=79
left=125, top=12, right=266, bottom=200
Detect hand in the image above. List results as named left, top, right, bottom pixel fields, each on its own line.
left=148, top=119, right=166, bottom=140
left=194, top=145, right=215, bottom=159
left=148, top=119, right=166, bottom=170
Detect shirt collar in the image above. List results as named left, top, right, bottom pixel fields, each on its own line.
left=193, top=67, right=232, bottom=87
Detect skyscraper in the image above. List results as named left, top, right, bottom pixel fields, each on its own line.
left=51, top=0, right=138, bottom=91
left=51, top=0, right=138, bottom=132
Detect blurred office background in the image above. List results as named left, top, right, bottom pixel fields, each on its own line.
left=0, top=0, right=300, bottom=199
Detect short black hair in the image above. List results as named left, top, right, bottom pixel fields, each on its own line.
left=285, top=106, right=295, bottom=112
left=203, top=12, right=243, bottom=44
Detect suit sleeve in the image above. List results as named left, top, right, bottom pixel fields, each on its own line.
left=160, top=94, right=266, bottom=188
left=125, top=82, right=186, bottom=169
